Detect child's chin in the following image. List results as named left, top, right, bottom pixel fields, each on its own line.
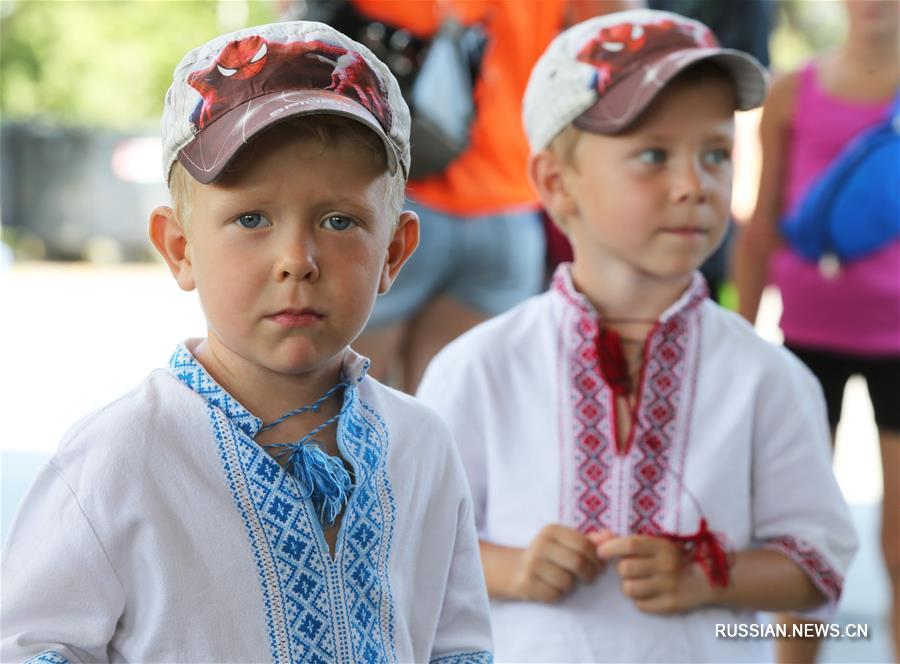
left=646, top=261, right=704, bottom=282
left=264, top=347, right=342, bottom=377
left=265, top=355, right=325, bottom=376
left=658, top=249, right=712, bottom=275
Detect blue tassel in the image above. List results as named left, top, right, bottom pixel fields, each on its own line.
left=286, top=443, right=353, bottom=526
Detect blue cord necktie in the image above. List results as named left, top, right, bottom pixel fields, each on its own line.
left=258, top=381, right=353, bottom=526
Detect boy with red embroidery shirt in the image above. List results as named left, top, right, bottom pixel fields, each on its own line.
left=417, top=10, right=856, bottom=662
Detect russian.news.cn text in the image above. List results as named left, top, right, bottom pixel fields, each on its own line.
left=716, top=623, right=870, bottom=640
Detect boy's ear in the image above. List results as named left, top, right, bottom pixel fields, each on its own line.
left=149, top=205, right=195, bottom=292
left=529, top=150, right=577, bottom=231
left=379, top=210, right=419, bottom=295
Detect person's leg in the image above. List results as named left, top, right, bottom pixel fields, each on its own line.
left=402, top=206, right=546, bottom=393
left=776, top=345, right=851, bottom=664
left=354, top=200, right=453, bottom=386
left=352, top=322, right=409, bottom=384
left=863, top=354, right=900, bottom=661
left=402, top=294, right=489, bottom=391
left=879, top=430, right=900, bottom=661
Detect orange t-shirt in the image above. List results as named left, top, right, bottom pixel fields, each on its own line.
left=353, top=0, right=568, bottom=215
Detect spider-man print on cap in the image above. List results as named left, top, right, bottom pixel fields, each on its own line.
left=160, top=22, right=411, bottom=184
left=521, top=10, right=768, bottom=151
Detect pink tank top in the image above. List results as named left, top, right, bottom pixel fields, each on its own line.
left=772, top=61, right=899, bottom=355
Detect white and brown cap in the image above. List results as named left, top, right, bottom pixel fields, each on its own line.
left=522, top=9, right=768, bottom=152
left=161, top=21, right=410, bottom=184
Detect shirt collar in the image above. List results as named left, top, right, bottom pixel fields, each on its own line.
left=550, top=262, right=708, bottom=326
left=168, top=339, right=371, bottom=439
left=342, top=347, right=371, bottom=386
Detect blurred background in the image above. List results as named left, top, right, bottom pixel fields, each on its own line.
left=0, top=2, right=891, bottom=661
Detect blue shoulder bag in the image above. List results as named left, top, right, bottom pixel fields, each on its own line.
left=781, top=93, right=900, bottom=264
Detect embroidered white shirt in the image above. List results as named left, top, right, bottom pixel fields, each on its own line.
left=417, top=265, right=857, bottom=663
left=2, top=340, right=493, bottom=664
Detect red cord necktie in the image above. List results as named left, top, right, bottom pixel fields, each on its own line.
left=596, top=326, right=631, bottom=397
left=597, top=323, right=731, bottom=586
left=661, top=518, right=732, bottom=587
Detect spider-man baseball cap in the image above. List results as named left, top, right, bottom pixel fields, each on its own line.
left=161, top=21, right=410, bottom=184
left=522, top=9, right=768, bottom=152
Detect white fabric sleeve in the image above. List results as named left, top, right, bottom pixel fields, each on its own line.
left=417, top=354, right=488, bottom=538
left=428, top=487, right=493, bottom=664
left=751, top=355, right=858, bottom=620
left=1, top=462, right=125, bottom=662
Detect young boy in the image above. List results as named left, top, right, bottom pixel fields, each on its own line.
left=417, top=10, right=857, bottom=663
left=1, top=22, right=492, bottom=663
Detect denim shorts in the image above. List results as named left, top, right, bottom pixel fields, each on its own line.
left=366, top=199, right=546, bottom=329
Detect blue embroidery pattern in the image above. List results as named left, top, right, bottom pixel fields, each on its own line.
left=170, top=345, right=397, bottom=663
left=169, top=345, right=261, bottom=437
left=344, top=399, right=397, bottom=663
left=430, top=652, right=493, bottom=664
left=24, top=653, right=69, bottom=664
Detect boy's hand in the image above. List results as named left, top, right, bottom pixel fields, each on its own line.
left=596, top=535, right=713, bottom=614
left=511, top=524, right=605, bottom=603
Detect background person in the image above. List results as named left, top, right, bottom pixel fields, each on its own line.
left=352, top=0, right=640, bottom=393
left=735, top=1, right=899, bottom=660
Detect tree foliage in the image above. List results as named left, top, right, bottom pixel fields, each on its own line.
left=770, top=0, right=846, bottom=72
left=0, top=0, right=278, bottom=129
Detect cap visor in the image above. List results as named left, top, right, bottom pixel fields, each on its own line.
left=178, top=89, right=399, bottom=184
left=574, top=47, right=768, bottom=135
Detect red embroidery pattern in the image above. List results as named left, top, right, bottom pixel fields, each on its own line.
left=553, top=269, right=614, bottom=534
left=629, top=315, right=689, bottom=534
left=553, top=266, right=706, bottom=536
left=573, top=315, right=616, bottom=532
left=764, top=536, right=843, bottom=603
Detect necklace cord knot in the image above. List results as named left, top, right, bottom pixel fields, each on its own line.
left=259, top=381, right=354, bottom=526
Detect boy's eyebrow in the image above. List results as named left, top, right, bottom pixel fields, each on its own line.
left=319, top=195, right=380, bottom=218
left=208, top=187, right=381, bottom=216
left=630, top=126, right=736, bottom=143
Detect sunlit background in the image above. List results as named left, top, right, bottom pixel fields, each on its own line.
left=0, top=2, right=890, bottom=660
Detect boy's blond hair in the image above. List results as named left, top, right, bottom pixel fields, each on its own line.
left=168, top=116, right=406, bottom=227
left=548, top=125, right=584, bottom=169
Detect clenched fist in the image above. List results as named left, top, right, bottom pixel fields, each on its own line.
left=508, top=524, right=609, bottom=603
left=592, top=534, right=713, bottom=614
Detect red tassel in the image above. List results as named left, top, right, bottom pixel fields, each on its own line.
left=596, top=326, right=631, bottom=396
left=661, top=518, right=732, bottom=588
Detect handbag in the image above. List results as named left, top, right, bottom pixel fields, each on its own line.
left=780, top=93, right=900, bottom=265
left=302, top=0, right=486, bottom=179
left=408, top=18, right=482, bottom=178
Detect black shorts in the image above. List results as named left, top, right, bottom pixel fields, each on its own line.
left=786, top=343, right=900, bottom=433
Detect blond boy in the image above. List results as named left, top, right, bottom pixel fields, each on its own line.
left=1, top=22, right=491, bottom=663
left=418, top=10, right=856, bottom=662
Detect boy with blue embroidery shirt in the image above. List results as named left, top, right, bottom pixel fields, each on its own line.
left=1, top=22, right=492, bottom=663
left=417, top=10, right=856, bottom=662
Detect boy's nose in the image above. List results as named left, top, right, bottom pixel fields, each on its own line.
left=671, top=162, right=708, bottom=204
left=274, top=239, right=320, bottom=282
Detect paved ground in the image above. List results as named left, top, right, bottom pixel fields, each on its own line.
left=1, top=262, right=892, bottom=661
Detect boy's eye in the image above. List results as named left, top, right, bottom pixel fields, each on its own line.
left=322, top=215, right=356, bottom=231
left=703, top=148, right=731, bottom=166
left=637, top=148, right=666, bottom=165
left=234, top=213, right=271, bottom=229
